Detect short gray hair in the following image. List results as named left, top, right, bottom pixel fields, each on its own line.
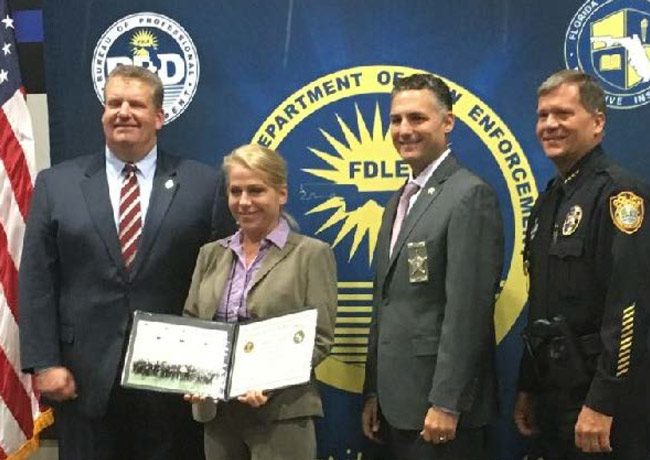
left=538, top=69, right=605, bottom=114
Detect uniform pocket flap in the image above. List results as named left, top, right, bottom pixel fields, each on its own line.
left=412, top=337, right=439, bottom=356
left=59, top=324, right=74, bottom=344
left=549, top=238, right=584, bottom=258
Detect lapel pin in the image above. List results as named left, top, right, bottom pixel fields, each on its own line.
left=164, top=179, right=174, bottom=190
left=427, top=187, right=435, bottom=195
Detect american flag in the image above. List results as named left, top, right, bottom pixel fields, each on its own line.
left=0, top=1, right=53, bottom=458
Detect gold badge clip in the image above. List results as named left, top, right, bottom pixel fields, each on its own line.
left=407, top=241, right=428, bottom=283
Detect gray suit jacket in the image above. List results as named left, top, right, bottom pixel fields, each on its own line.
left=183, top=231, right=337, bottom=422
left=19, top=151, right=234, bottom=418
left=364, top=154, right=504, bottom=430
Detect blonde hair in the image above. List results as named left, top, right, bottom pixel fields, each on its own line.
left=223, top=144, right=287, bottom=189
left=223, top=144, right=299, bottom=230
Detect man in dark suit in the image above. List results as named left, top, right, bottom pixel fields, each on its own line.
left=362, top=74, right=504, bottom=460
left=19, top=65, right=234, bottom=460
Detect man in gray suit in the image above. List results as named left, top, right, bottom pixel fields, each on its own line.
left=19, top=65, right=234, bottom=459
left=362, top=74, right=504, bottom=460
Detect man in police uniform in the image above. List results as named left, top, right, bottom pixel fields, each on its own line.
left=514, top=69, right=650, bottom=459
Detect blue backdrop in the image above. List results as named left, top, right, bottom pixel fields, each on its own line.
left=41, top=1, right=650, bottom=458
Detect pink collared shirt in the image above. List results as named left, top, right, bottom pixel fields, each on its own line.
left=214, top=218, right=290, bottom=322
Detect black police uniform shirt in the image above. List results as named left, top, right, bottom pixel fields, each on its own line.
left=518, top=145, right=650, bottom=416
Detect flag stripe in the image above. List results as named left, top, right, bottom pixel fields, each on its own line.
left=0, top=348, right=33, bottom=441
left=0, top=288, right=33, bottom=395
left=0, top=290, right=37, bottom=441
left=0, top=287, right=20, bottom=370
left=0, top=159, right=26, bottom=269
left=1, top=4, right=53, bottom=456
left=0, top=226, right=18, bottom=320
left=0, top=106, right=32, bottom=219
left=3, top=89, right=36, bottom=180
left=0, top=399, right=27, bottom=459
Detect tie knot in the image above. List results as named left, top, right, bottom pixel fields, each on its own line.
left=123, top=163, right=138, bottom=175
left=402, top=181, right=419, bottom=199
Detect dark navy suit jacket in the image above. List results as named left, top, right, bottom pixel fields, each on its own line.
left=19, top=151, right=234, bottom=418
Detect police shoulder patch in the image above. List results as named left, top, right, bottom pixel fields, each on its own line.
left=610, top=191, right=644, bottom=234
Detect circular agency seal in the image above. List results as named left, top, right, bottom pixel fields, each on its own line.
left=253, top=65, right=538, bottom=393
left=91, top=12, right=200, bottom=124
left=565, top=0, right=650, bottom=109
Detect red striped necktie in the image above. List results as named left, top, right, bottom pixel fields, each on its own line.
left=119, top=163, right=142, bottom=269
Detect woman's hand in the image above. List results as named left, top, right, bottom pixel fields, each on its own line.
left=184, top=393, right=212, bottom=404
left=237, top=390, right=269, bottom=408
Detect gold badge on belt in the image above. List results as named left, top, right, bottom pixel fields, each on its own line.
left=562, top=205, right=583, bottom=236
left=407, top=241, right=428, bottom=283
left=610, top=191, right=644, bottom=234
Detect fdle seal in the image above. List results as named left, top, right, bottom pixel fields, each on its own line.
left=254, top=65, right=537, bottom=393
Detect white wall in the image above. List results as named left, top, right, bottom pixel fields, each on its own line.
left=26, top=93, right=50, bottom=171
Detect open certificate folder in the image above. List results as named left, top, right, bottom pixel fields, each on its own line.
left=120, top=308, right=318, bottom=399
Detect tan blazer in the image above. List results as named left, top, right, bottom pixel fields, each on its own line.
left=183, top=231, right=337, bottom=422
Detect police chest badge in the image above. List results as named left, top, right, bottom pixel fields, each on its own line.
left=407, top=241, right=428, bottom=283
left=610, top=191, right=645, bottom=234
left=562, top=205, right=582, bottom=236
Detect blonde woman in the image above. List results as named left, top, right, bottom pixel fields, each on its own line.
left=183, top=144, right=337, bottom=459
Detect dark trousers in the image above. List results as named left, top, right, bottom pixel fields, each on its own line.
left=56, top=385, right=203, bottom=460
left=386, top=423, right=490, bottom=460
left=531, top=387, right=650, bottom=460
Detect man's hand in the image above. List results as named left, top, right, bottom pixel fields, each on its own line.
left=34, top=367, right=77, bottom=401
left=361, top=396, right=382, bottom=443
left=574, top=405, right=613, bottom=453
left=513, top=391, right=537, bottom=436
left=420, top=406, right=458, bottom=444
left=237, top=390, right=269, bottom=408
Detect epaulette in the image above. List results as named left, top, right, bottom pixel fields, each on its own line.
left=601, top=163, right=645, bottom=190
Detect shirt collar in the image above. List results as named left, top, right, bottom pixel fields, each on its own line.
left=265, top=217, right=290, bottom=248
left=105, top=145, right=158, bottom=180
left=218, top=217, right=291, bottom=250
left=409, top=148, right=451, bottom=188
left=556, top=145, right=604, bottom=195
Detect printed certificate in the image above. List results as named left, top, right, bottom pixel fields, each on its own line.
left=121, top=308, right=317, bottom=399
left=228, top=309, right=317, bottom=396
